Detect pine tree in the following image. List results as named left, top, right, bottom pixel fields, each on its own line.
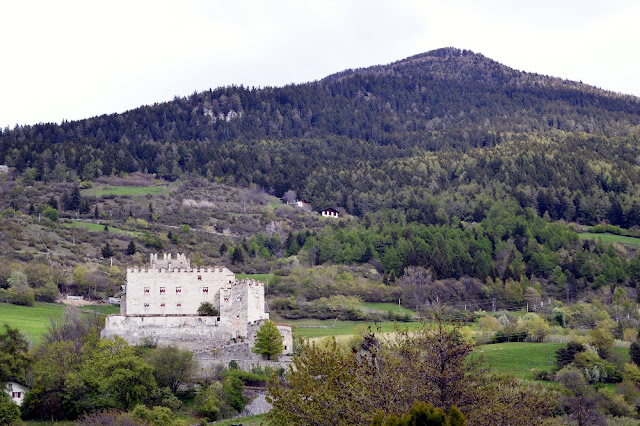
left=231, top=245, right=245, bottom=265
left=63, top=185, right=82, bottom=211
left=102, top=243, right=114, bottom=258
left=630, top=341, right=640, bottom=366
left=126, top=241, right=137, bottom=256
left=252, top=320, right=284, bottom=361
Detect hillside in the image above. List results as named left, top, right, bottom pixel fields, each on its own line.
left=4, top=47, right=640, bottom=425
left=2, top=47, right=640, bottom=314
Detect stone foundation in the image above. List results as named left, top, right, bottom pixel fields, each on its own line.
left=102, top=315, right=233, bottom=350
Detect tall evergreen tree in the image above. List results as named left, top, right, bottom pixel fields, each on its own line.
left=126, top=241, right=137, bottom=256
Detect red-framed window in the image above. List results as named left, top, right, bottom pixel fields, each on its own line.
left=160, top=287, right=166, bottom=294
left=176, top=303, right=182, bottom=307
left=144, top=287, right=150, bottom=294
left=176, top=287, right=182, bottom=294
left=197, top=275, right=202, bottom=281
left=160, top=303, right=165, bottom=307
left=202, top=287, right=209, bottom=293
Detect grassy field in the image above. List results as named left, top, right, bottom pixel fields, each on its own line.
left=82, top=304, right=121, bottom=315
left=236, top=273, right=273, bottom=285
left=475, top=342, right=565, bottom=380
left=66, top=220, right=140, bottom=235
left=579, top=232, right=640, bottom=247
left=362, top=302, right=416, bottom=317
left=82, top=185, right=167, bottom=197
left=0, top=302, right=119, bottom=346
left=0, top=302, right=65, bottom=345
left=275, top=317, right=425, bottom=338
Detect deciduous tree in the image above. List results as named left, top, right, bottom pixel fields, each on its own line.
left=148, top=346, right=196, bottom=393
left=252, top=320, right=283, bottom=361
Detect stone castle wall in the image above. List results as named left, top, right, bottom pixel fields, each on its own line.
left=102, top=315, right=232, bottom=350
left=103, top=253, right=292, bottom=356
left=123, top=265, right=235, bottom=315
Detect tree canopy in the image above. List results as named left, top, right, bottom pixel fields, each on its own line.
left=252, top=320, right=284, bottom=361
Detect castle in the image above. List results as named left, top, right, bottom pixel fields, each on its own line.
left=101, top=253, right=293, bottom=357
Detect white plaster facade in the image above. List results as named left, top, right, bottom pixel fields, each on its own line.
left=321, top=208, right=340, bottom=218
left=102, top=253, right=293, bottom=356
left=122, top=253, right=236, bottom=316
left=4, top=382, right=27, bottom=406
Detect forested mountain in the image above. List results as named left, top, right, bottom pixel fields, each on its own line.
left=5, top=48, right=640, bottom=426
left=2, top=47, right=640, bottom=226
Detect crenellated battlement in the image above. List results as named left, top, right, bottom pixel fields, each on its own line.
left=128, top=266, right=230, bottom=274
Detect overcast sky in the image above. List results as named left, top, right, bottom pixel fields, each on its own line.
left=1, top=0, right=639, bottom=129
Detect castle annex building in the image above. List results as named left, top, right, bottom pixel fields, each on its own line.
left=101, top=253, right=293, bottom=355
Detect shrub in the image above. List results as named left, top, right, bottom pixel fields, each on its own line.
left=224, top=368, right=268, bottom=386
left=488, top=330, right=527, bottom=344
left=131, top=405, right=186, bottom=426
left=78, top=410, right=138, bottom=425
left=5, top=271, right=35, bottom=307
left=516, top=313, right=550, bottom=342
left=197, top=302, right=219, bottom=316
left=148, top=346, right=196, bottom=393
left=532, top=369, right=553, bottom=381
left=152, top=387, right=182, bottom=411
left=193, top=383, right=222, bottom=421
left=221, top=376, right=246, bottom=412
left=0, top=390, right=21, bottom=425
left=42, top=206, right=59, bottom=222
left=556, top=342, right=585, bottom=368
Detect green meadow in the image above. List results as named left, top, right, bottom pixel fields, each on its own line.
left=66, top=220, right=140, bottom=235
left=0, top=302, right=65, bottom=345
left=362, top=302, right=416, bottom=317
left=0, top=302, right=119, bottom=346
left=475, top=342, right=565, bottom=380
left=579, top=232, right=640, bottom=247
left=236, top=273, right=274, bottom=285
left=81, top=185, right=167, bottom=197
left=278, top=317, right=425, bottom=338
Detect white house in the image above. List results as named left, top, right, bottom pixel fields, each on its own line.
left=5, top=382, right=28, bottom=406
left=321, top=208, right=340, bottom=218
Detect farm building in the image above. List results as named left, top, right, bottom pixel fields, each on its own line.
left=321, top=207, right=340, bottom=218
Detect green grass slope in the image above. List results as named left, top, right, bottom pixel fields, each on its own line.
left=579, top=232, right=640, bottom=247
left=81, top=185, right=168, bottom=197
left=0, top=302, right=65, bottom=345
left=475, top=342, right=565, bottom=380
left=0, top=302, right=119, bottom=346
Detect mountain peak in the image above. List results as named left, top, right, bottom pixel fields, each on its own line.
left=323, top=47, right=511, bottom=84
left=402, top=46, right=480, bottom=60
